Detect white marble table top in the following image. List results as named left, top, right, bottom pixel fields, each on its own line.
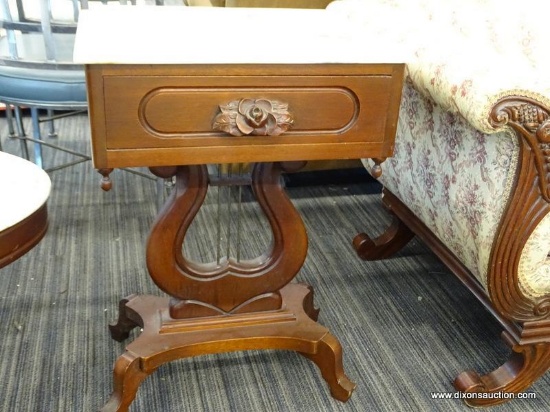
left=73, top=6, right=410, bottom=65
left=0, top=152, right=51, bottom=232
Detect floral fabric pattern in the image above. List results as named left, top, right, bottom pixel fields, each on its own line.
left=331, top=0, right=550, bottom=134
left=365, top=80, right=519, bottom=289
left=330, top=0, right=550, bottom=297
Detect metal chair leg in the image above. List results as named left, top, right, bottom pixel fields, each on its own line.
left=1, top=103, right=13, bottom=151
left=46, top=109, right=57, bottom=137
left=5, top=104, right=16, bottom=137
left=13, top=106, right=30, bottom=160
left=30, top=107, right=44, bottom=169
left=156, top=177, right=175, bottom=211
left=156, top=177, right=166, bottom=211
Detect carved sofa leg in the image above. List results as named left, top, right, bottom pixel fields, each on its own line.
left=355, top=186, right=550, bottom=404
left=354, top=96, right=550, bottom=405
left=454, top=327, right=550, bottom=407
left=353, top=213, right=414, bottom=260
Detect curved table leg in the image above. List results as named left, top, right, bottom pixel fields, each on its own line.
left=299, top=333, right=356, bottom=401
left=102, top=353, right=153, bottom=412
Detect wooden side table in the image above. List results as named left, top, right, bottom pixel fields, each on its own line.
left=75, top=6, right=405, bottom=411
left=0, top=152, right=51, bottom=269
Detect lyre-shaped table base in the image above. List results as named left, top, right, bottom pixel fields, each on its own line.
left=100, top=163, right=355, bottom=410
left=102, top=283, right=355, bottom=411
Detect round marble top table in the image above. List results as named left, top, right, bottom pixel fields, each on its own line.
left=0, top=151, right=51, bottom=268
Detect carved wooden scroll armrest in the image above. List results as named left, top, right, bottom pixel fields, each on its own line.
left=488, top=96, right=550, bottom=322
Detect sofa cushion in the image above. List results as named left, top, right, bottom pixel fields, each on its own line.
left=0, top=65, right=87, bottom=107
left=0, top=32, right=86, bottom=108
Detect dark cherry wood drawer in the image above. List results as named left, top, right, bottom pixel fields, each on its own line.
left=86, top=63, right=404, bottom=168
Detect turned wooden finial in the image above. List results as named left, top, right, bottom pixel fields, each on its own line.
left=98, top=168, right=113, bottom=191
left=370, top=158, right=385, bottom=179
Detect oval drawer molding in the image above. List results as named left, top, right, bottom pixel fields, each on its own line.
left=139, top=87, right=358, bottom=137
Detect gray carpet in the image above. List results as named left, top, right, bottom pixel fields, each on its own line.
left=1, top=112, right=549, bottom=411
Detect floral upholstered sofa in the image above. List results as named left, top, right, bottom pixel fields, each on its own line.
left=327, top=0, right=550, bottom=406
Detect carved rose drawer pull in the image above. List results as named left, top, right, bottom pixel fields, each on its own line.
left=213, top=98, right=294, bottom=136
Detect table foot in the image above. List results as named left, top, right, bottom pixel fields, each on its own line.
left=299, top=333, right=356, bottom=402
left=108, top=295, right=142, bottom=342
left=102, top=283, right=354, bottom=410
left=101, top=352, right=152, bottom=412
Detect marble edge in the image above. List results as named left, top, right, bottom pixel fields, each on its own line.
left=73, top=6, right=409, bottom=65
left=0, top=152, right=52, bottom=232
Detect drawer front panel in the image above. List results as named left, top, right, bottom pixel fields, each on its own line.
left=87, top=64, right=404, bottom=168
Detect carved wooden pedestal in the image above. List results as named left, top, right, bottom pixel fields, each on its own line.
left=101, top=163, right=355, bottom=411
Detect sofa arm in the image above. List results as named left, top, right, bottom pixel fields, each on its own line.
left=519, top=213, right=550, bottom=299
left=329, top=0, right=550, bottom=135
left=406, top=58, right=550, bottom=135
left=364, top=80, right=550, bottom=322
left=401, top=0, right=550, bottom=135
left=484, top=96, right=550, bottom=321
